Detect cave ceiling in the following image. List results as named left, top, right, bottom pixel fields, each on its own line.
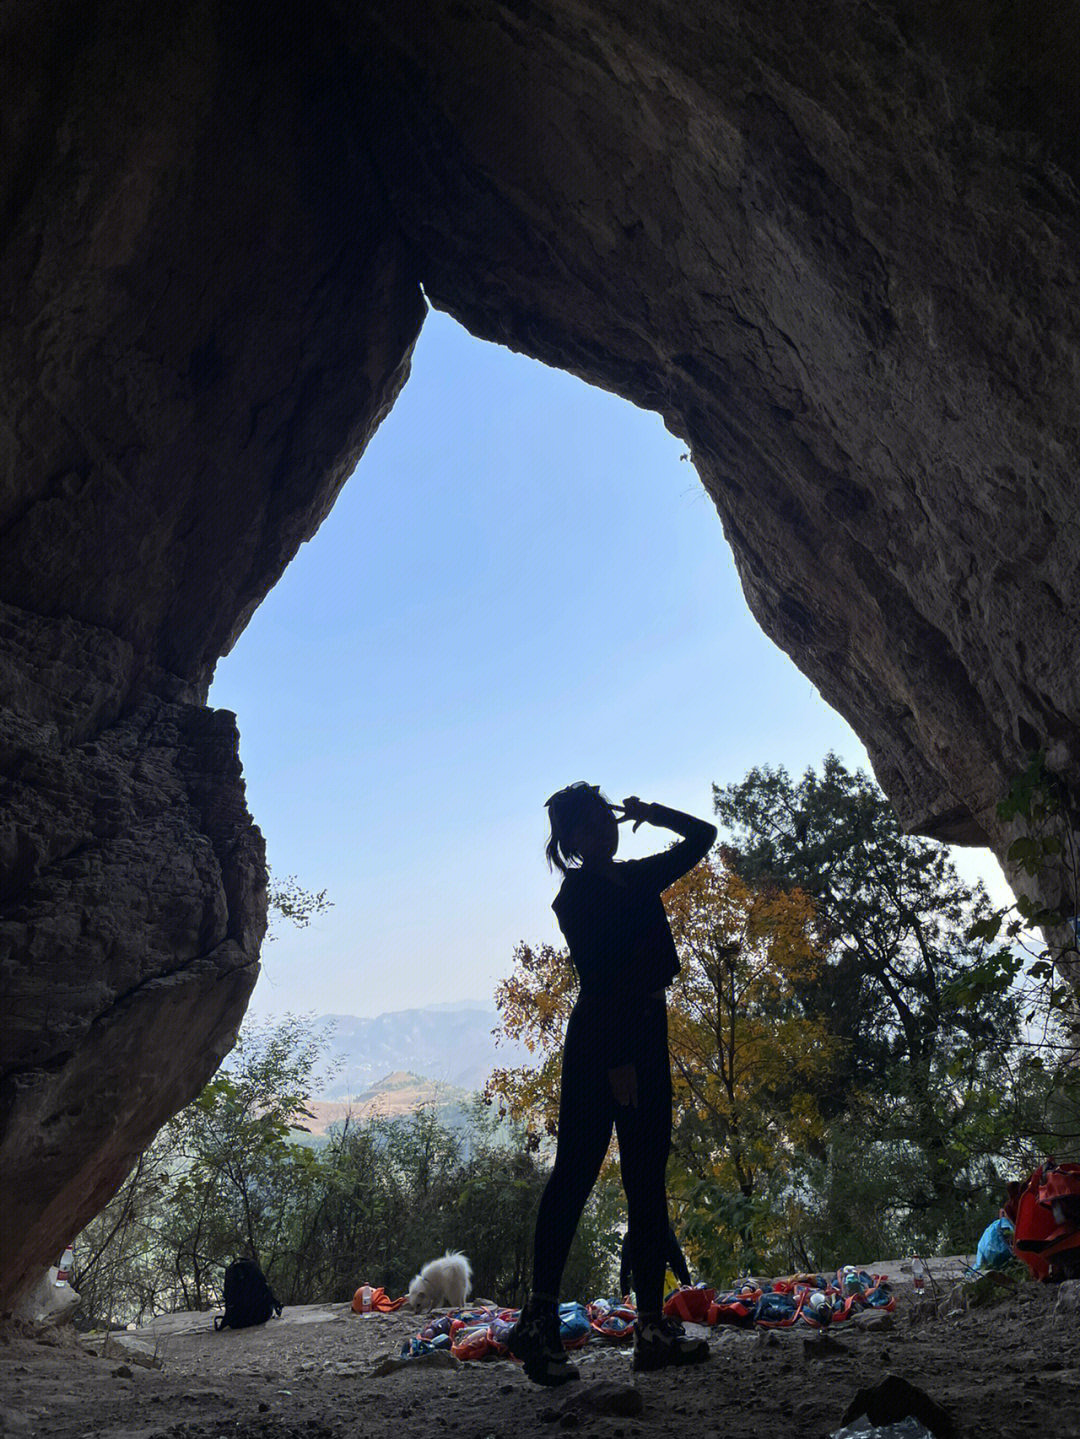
left=2, top=0, right=1079, bottom=1304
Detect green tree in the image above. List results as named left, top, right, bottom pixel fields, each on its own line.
left=713, top=754, right=1033, bottom=1251
left=70, top=1138, right=178, bottom=1324
left=157, top=1014, right=336, bottom=1308
left=74, top=1017, right=606, bottom=1322
left=266, top=872, right=332, bottom=933
left=663, top=858, right=837, bottom=1277
left=450, top=1100, right=556, bottom=1303
left=73, top=1013, right=336, bottom=1322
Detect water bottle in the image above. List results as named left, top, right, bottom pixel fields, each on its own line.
left=55, top=1245, right=74, bottom=1287
left=360, top=1283, right=373, bottom=1312
left=911, top=1256, right=926, bottom=1293
left=842, top=1266, right=864, bottom=1297
left=808, top=1291, right=833, bottom=1326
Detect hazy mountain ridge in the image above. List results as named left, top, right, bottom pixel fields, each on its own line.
left=299, top=1070, right=472, bottom=1136
left=313, top=1004, right=529, bottom=1099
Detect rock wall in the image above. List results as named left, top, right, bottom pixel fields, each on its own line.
left=0, top=0, right=424, bottom=1308
left=353, top=0, right=1080, bottom=857
left=4, top=0, right=1080, bottom=1304
left=0, top=603, right=263, bottom=1305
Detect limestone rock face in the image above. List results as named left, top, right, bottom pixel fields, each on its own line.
left=4, top=0, right=1080, bottom=1305
left=0, top=601, right=266, bottom=1306
left=355, top=0, right=1080, bottom=855
left=0, top=0, right=423, bottom=1307
left=13, top=1267, right=80, bottom=1327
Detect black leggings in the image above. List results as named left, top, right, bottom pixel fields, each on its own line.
left=531, top=993, right=672, bottom=1316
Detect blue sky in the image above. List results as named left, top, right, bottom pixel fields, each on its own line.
left=209, top=308, right=1007, bottom=1021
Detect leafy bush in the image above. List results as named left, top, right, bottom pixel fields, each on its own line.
left=73, top=1022, right=587, bottom=1325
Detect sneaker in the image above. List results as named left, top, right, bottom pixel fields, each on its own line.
left=507, top=1304, right=581, bottom=1387
left=633, top=1315, right=710, bottom=1371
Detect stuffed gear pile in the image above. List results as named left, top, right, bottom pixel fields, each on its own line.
left=392, top=1270, right=893, bottom=1364
left=400, top=1302, right=591, bottom=1363
left=662, top=1270, right=894, bottom=1330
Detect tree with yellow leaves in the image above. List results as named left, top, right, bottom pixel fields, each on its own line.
left=662, top=862, right=837, bottom=1275
left=487, top=855, right=838, bottom=1279
left=486, top=941, right=576, bottom=1143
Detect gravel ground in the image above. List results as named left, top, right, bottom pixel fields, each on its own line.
left=2, top=1266, right=1079, bottom=1439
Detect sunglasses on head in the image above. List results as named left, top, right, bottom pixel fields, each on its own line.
left=545, top=782, right=604, bottom=808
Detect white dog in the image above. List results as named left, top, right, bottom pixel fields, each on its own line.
left=406, top=1251, right=472, bottom=1311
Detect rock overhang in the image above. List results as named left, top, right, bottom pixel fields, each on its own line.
left=4, top=0, right=1080, bottom=1304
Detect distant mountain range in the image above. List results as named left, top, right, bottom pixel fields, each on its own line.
left=313, top=1003, right=531, bottom=1099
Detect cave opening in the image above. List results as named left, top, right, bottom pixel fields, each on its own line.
left=5, top=0, right=1078, bottom=1330
left=206, top=308, right=999, bottom=1030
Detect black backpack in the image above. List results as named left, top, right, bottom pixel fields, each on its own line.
left=214, top=1259, right=282, bottom=1330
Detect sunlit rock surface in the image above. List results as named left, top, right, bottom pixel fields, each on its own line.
left=4, top=0, right=1080, bottom=1303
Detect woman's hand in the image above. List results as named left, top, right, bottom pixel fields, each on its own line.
left=608, top=1063, right=638, bottom=1107
left=614, top=796, right=653, bottom=832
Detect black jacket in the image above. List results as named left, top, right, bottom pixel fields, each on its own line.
left=551, top=814, right=715, bottom=1060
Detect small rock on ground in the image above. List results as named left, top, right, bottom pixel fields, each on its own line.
left=801, top=1333, right=850, bottom=1360
left=371, top=1349, right=461, bottom=1377
left=842, top=1373, right=957, bottom=1439
left=559, top=1380, right=644, bottom=1417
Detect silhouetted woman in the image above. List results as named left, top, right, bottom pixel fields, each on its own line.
left=508, top=784, right=716, bottom=1384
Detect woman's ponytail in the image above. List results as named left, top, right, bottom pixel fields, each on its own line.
left=544, top=782, right=611, bottom=872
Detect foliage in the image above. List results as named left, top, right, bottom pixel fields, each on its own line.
left=74, top=755, right=1080, bottom=1325
left=713, top=755, right=1013, bottom=1093
left=961, top=1262, right=1028, bottom=1309
left=486, top=942, right=577, bottom=1140
left=713, top=754, right=1063, bottom=1255
left=266, top=872, right=332, bottom=936
left=958, top=751, right=1080, bottom=1007
left=489, top=756, right=1072, bottom=1279
left=953, top=750, right=1080, bottom=1151
left=154, top=1015, right=336, bottom=1309
left=72, top=1019, right=596, bottom=1326
left=662, top=862, right=838, bottom=1277
left=455, top=1099, right=617, bottom=1303
left=663, top=861, right=835, bottom=1198
left=71, top=1137, right=179, bottom=1325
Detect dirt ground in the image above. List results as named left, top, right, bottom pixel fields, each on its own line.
left=2, top=1264, right=1079, bottom=1439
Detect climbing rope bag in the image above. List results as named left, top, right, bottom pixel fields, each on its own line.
left=663, top=1284, right=716, bottom=1324
left=1006, top=1160, right=1080, bottom=1281
left=214, top=1259, right=283, bottom=1330
left=351, top=1283, right=407, bottom=1313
